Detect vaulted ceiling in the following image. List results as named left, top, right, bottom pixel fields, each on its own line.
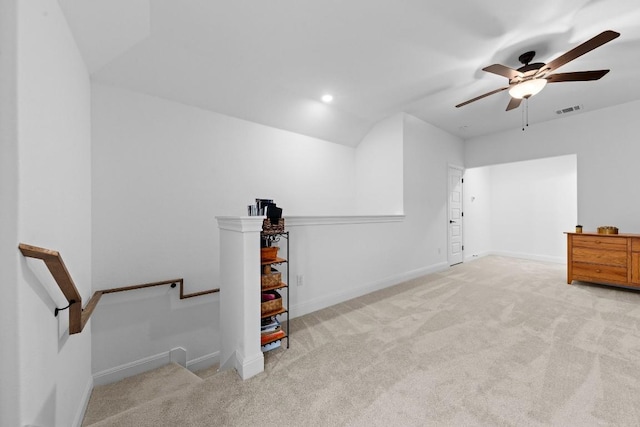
left=59, top=0, right=640, bottom=146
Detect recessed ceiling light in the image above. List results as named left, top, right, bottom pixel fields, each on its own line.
left=321, top=94, right=333, bottom=103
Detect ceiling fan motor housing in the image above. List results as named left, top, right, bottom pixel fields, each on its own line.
left=513, top=51, right=546, bottom=82
left=518, top=51, right=536, bottom=65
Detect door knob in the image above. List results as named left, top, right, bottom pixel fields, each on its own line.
left=449, top=220, right=456, bottom=224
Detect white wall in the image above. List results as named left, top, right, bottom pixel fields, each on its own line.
left=465, top=100, right=640, bottom=234
left=90, top=84, right=358, bottom=373
left=90, top=85, right=464, bottom=375
left=463, top=167, right=492, bottom=259
left=464, top=156, right=577, bottom=263
left=355, top=113, right=404, bottom=214
left=287, top=114, right=464, bottom=316
left=402, top=114, right=465, bottom=267
left=0, top=1, right=20, bottom=426
left=490, top=156, right=577, bottom=262
left=14, top=1, right=93, bottom=426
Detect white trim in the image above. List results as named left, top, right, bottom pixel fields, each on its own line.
left=216, top=216, right=264, bottom=232
left=447, top=164, right=465, bottom=266
left=92, top=347, right=220, bottom=386
left=216, top=215, right=405, bottom=229
left=464, top=251, right=491, bottom=262
left=93, top=350, right=174, bottom=386
left=290, top=261, right=448, bottom=318
left=235, top=350, right=264, bottom=380
left=170, top=347, right=187, bottom=367
left=72, top=376, right=93, bottom=427
left=186, top=351, right=220, bottom=373
left=285, top=214, right=404, bottom=227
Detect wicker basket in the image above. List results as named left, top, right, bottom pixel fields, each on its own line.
left=261, top=246, right=279, bottom=262
left=261, top=272, right=282, bottom=289
left=261, top=295, right=282, bottom=315
left=262, top=218, right=285, bottom=235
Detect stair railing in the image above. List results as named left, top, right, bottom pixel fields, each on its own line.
left=18, top=243, right=219, bottom=334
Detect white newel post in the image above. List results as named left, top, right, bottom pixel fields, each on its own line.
left=216, top=216, right=264, bottom=379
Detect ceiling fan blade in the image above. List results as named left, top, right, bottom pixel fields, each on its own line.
left=506, top=97, right=522, bottom=111
left=483, top=64, right=523, bottom=80
left=541, top=30, right=620, bottom=75
left=546, top=70, right=610, bottom=83
left=455, top=86, right=510, bottom=108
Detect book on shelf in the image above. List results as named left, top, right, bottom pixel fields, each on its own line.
left=261, top=325, right=282, bottom=336
left=261, top=329, right=286, bottom=345
left=248, top=198, right=285, bottom=221
left=256, top=198, right=274, bottom=216
left=248, top=198, right=274, bottom=216
left=261, top=317, right=280, bottom=332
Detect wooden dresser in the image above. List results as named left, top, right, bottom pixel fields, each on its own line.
left=566, top=232, right=640, bottom=288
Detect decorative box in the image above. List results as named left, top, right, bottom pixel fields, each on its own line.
left=597, top=226, right=619, bottom=234
left=262, top=218, right=285, bottom=235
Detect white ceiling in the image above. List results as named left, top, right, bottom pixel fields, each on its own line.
left=59, top=0, right=640, bottom=146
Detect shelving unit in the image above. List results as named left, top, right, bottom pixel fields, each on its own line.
left=260, top=230, right=289, bottom=351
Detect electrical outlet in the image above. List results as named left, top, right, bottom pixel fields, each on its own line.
left=297, top=275, right=304, bottom=286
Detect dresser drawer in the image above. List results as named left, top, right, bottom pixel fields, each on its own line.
left=632, top=238, right=640, bottom=253
left=572, top=262, right=628, bottom=285
left=572, top=235, right=627, bottom=251
left=572, top=247, right=627, bottom=266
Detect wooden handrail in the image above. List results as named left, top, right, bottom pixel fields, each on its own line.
left=19, top=243, right=219, bottom=335
left=19, top=243, right=84, bottom=333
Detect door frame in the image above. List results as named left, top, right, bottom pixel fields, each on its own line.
left=447, top=164, right=464, bottom=266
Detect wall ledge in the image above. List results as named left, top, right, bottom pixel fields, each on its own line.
left=285, top=214, right=405, bottom=227
left=216, top=216, right=264, bottom=232
left=216, top=215, right=405, bottom=229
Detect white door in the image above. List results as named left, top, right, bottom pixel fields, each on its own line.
left=448, top=165, right=464, bottom=265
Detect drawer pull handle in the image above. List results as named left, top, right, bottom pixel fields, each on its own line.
left=596, top=269, right=601, bottom=273
left=595, top=241, right=601, bottom=244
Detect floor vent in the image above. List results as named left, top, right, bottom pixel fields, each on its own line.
left=556, top=105, right=583, bottom=115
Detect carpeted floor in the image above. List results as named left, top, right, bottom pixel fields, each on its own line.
left=83, top=362, right=203, bottom=425
left=88, top=256, right=640, bottom=426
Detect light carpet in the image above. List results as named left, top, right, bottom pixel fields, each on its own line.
left=83, top=362, right=203, bottom=425
left=89, top=256, right=640, bottom=426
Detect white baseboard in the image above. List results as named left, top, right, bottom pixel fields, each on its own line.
left=72, top=376, right=93, bottom=427
left=464, top=251, right=491, bottom=262
left=186, top=351, right=220, bottom=373
left=170, top=347, right=187, bottom=367
left=93, top=347, right=187, bottom=386
left=290, top=261, right=449, bottom=318
left=217, top=350, right=263, bottom=380
left=235, top=350, right=264, bottom=380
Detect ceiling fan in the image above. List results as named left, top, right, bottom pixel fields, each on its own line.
left=456, top=30, right=620, bottom=111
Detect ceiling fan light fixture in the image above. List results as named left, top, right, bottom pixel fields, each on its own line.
left=508, top=78, right=547, bottom=99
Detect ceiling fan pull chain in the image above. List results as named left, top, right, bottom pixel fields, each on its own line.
left=521, top=100, right=525, bottom=131
left=526, top=98, right=529, bottom=128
